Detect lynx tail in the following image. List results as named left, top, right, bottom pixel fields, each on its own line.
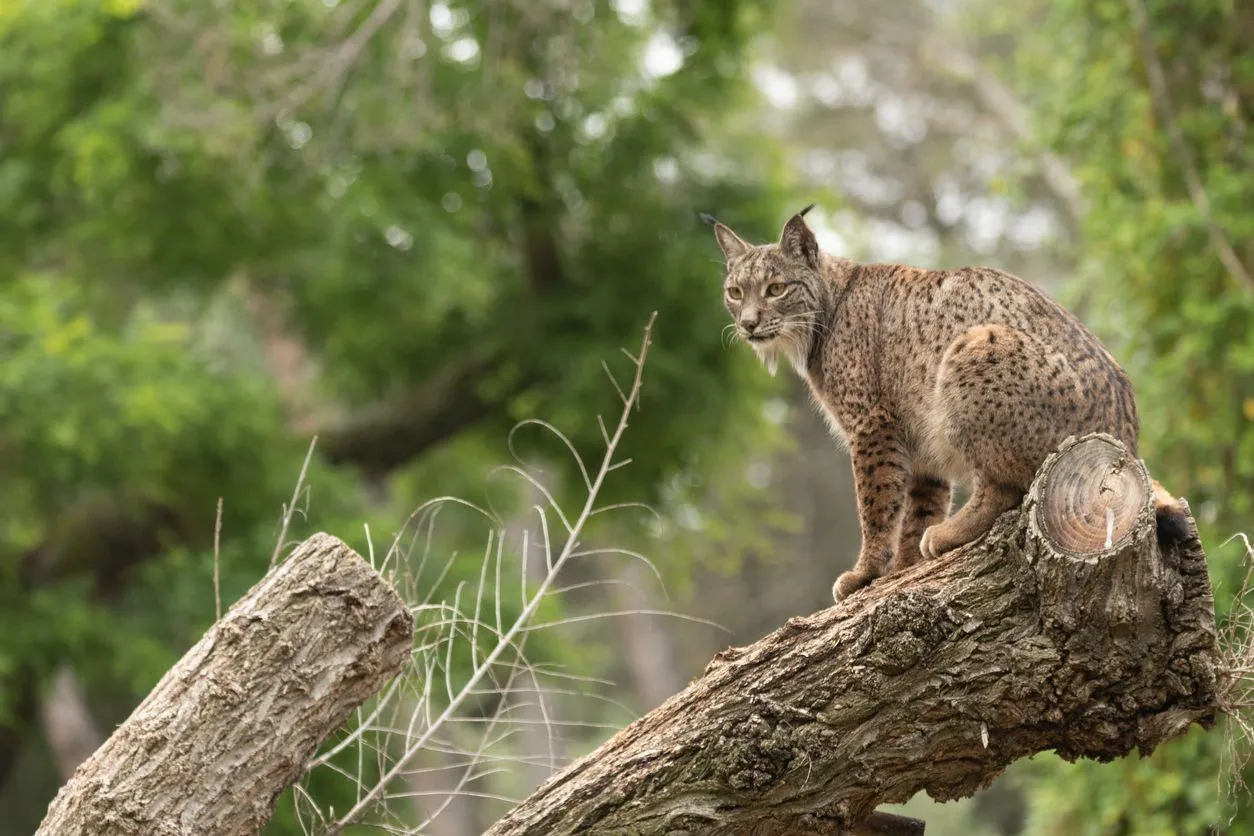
left=1152, top=478, right=1191, bottom=549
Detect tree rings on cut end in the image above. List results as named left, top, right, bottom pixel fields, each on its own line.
left=1033, top=434, right=1149, bottom=556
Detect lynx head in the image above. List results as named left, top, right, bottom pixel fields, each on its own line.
left=703, top=204, right=826, bottom=377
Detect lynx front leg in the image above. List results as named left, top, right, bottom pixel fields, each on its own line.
left=892, top=475, right=952, bottom=572
left=833, top=425, right=911, bottom=601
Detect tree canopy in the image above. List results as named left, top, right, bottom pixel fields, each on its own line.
left=0, top=0, right=796, bottom=830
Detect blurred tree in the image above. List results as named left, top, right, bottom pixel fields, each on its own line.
left=0, top=0, right=799, bottom=831
left=761, top=0, right=1083, bottom=273
left=965, top=0, right=1254, bottom=832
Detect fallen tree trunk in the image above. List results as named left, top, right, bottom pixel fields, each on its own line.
left=488, top=433, right=1221, bottom=835
left=35, top=533, right=414, bottom=836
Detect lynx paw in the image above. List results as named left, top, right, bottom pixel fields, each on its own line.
left=920, top=523, right=972, bottom=560
left=833, top=567, right=876, bottom=602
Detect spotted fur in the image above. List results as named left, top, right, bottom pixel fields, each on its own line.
left=709, top=208, right=1185, bottom=602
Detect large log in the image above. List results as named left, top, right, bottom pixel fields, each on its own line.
left=487, top=434, right=1221, bottom=835
left=34, top=533, right=414, bottom=836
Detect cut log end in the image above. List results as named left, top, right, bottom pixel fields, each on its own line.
left=1032, top=433, right=1150, bottom=556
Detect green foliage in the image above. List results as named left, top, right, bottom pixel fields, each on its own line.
left=1019, top=732, right=1234, bottom=836
left=0, top=0, right=798, bottom=830
left=0, top=271, right=293, bottom=683
left=0, top=275, right=284, bottom=532
left=971, top=0, right=1254, bottom=830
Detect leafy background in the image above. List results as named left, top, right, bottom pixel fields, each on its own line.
left=0, top=0, right=1251, bottom=833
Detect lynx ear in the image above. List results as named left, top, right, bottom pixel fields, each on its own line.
left=701, top=213, right=751, bottom=261
left=779, top=205, right=819, bottom=269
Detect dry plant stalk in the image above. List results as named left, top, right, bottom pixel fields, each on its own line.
left=294, top=313, right=711, bottom=835
left=1217, top=533, right=1254, bottom=808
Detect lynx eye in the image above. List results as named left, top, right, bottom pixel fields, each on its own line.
left=765, top=282, right=787, bottom=298
left=726, top=286, right=744, bottom=301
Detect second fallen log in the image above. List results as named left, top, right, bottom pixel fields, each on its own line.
left=34, top=533, right=415, bottom=836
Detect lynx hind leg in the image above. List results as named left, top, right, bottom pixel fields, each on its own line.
left=892, top=475, right=952, bottom=571
left=920, top=477, right=1020, bottom=560
left=921, top=324, right=1071, bottom=558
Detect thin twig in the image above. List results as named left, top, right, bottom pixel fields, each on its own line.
left=1126, top=0, right=1254, bottom=294
left=214, top=497, right=224, bottom=621
left=271, top=436, right=318, bottom=568
left=601, top=360, right=628, bottom=406
left=297, top=313, right=695, bottom=833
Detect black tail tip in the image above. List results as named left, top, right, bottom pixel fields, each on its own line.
left=1155, top=505, right=1192, bottom=550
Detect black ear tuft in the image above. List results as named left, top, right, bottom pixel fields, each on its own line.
left=779, top=212, right=820, bottom=269
left=698, top=212, right=718, bottom=226
left=799, top=203, right=816, bottom=217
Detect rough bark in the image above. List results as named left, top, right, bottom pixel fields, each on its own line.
left=34, top=533, right=414, bottom=836
left=487, top=433, right=1220, bottom=835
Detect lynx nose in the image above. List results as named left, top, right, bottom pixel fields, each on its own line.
left=740, top=309, right=760, bottom=333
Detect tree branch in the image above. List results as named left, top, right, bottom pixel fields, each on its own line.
left=33, top=533, right=414, bottom=836
left=38, top=665, right=105, bottom=783
left=317, top=352, right=524, bottom=476
left=314, top=171, right=567, bottom=477
left=487, top=434, right=1221, bottom=835
left=19, top=492, right=189, bottom=592
left=921, top=39, right=1086, bottom=230
left=1126, top=0, right=1254, bottom=294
